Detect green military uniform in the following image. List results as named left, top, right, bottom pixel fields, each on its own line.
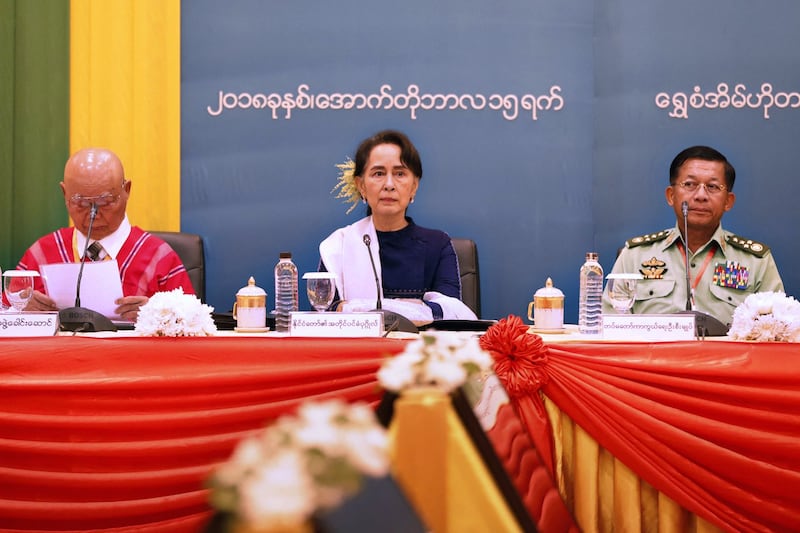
left=602, top=224, right=784, bottom=326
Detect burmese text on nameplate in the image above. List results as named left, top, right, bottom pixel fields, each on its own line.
left=0, top=312, right=59, bottom=337
left=602, top=314, right=696, bottom=341
left=289, top=312, right=383, bottom=337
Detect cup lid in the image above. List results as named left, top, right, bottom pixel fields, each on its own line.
left=2, top=270, right=40, bottom=277
left=606, top=273, right=644, bottom=280
left=302, top=272, right=336, bottom=279
left=237, top=276, right=266, bottom=296
left=534, top=277, right=563, bottom=297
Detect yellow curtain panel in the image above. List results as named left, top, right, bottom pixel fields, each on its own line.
left=544, top=396, right=724, bottom=533
left=70, top=0, right=181, bottom=231
left=391, top=389, right=522, bottom=533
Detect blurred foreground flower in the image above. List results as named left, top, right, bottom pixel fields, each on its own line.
left=208, top=400, right=390, bottom=530
left=377, top=331, right=493, bottom=393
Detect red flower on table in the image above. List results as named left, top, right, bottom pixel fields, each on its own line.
left=479, top=315, right=549, bottom=398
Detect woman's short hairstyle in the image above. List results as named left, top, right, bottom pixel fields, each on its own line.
left=353, top=130, right=423, bottom=179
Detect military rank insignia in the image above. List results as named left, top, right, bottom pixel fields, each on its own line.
left=713, top=261, right=749, bottom=289
left=640, top=257, right=667, bottom=279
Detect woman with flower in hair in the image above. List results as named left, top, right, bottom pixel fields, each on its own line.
left=319, top=129, right=476, bottom=323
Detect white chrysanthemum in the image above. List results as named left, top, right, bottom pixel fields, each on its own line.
left=134, top=288, right=216, bottom=337
left=729, top=291, right=800, bottom=342
left=209, top=399, right=389, bottom=529
left=424, top=354, right=468, bottom=391
left=342, top=425, right=390, bottom=477
left=376, top=353, right=418, bottom=392
left=212, top=437, right=265, bottom=486
left=238, top=448, right=316, bottom=528
left=377, top=331, right=494, bottom=393
left=294, top=402, right=348, bottom=457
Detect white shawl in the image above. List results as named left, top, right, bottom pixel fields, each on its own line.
left=319, top=216, right=477, bottom=321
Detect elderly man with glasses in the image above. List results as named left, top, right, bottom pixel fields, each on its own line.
left=602, top=145, right=783, bottom=326
left=15, top=147, right=194, bottom=321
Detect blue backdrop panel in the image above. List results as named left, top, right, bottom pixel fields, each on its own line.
left=181, top=0, right=800, bottom=322
left=594, top=0, right=800, bottom=308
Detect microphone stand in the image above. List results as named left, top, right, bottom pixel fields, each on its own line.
left=362, top=234, right=418, bottom=334
left=59, top=203, right=117, bottom=332
left=677, top=201, right=729, bottom=338
left=682, top=201, right=693, bottom=311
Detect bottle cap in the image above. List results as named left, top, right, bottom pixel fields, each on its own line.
left=279, top=251, right=292, bottom=259
left=585, top=252, right=598, bottom=261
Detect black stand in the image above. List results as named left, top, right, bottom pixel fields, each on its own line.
left=375, top=310, right=418, bottom=334
left=679, top=310, right=728, bottom=338
left=59, top=307, right=117, bottom=332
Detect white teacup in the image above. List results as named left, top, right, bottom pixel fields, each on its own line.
left=527, top=296, right=564, bottom=331
left=527, top=277, right=565, bottom=331
left=234, top=304, right=266, bottom=329
left=233, top=276, right=267, bottom=329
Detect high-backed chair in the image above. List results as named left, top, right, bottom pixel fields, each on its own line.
left=150, top=231, right=206, bottom=302
left=451, top=238, right=481, bottom=318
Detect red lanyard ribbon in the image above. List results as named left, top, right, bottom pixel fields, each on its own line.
left=676, top=242, right=716, bottom=290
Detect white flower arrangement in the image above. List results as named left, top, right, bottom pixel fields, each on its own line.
left=377, top=331, right=494, bottom=393
left=134, top=288, right=217, bottom=337
left=728, top=291, right=800, bottom=342
left=208, top=400, right=390, bottom=529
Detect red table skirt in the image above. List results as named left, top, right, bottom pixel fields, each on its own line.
left=0, top=336, right=409, bottom=532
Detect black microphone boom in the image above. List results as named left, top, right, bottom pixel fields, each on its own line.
left=681, top=201, right=692, bottom=311
left=363, top=235, right=381, bottom=310
left=59, top=203, right=117, bottom=333
left=362, top=234, right=417, bottom=334
left=678, top=201, right=728, bottom=337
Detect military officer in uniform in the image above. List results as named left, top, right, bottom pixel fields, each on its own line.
left=602, top=145, right=783, bottom=326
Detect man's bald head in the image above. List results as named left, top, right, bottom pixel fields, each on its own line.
left=61, top=148, right=131, bottom=239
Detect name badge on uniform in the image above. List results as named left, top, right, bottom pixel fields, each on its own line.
left=713, top=261, right=749, bottom=289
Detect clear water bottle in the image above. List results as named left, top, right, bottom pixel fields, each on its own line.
left=273, top=252, right=298, bottom=332
left=578, top=252, right=604, bottom=335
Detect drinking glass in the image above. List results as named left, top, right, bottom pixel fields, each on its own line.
left=3, top=270, right=37, bottom=312
left=605, top=273, right=642, bottom=314
left=303, top=272, right=336, bottom=312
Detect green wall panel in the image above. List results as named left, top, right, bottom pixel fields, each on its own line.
left=0, top=0, right=69, bottom=272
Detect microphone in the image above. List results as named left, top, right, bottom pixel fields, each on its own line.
left=681, top=201, right=692, bottom=311
left=677, top=201, right=729, bottom=337
left=362, top=234, right=417, bottom=333
left=58, top=203, right=117, bottom=332
left=363, top=235, right=381, bottom=310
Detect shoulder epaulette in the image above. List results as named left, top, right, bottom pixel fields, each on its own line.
left=625, top=229, right=670, bottom=249
left=726, top=234, right=770, bottom=257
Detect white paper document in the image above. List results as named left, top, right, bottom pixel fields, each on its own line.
left=40, top=262, right=125, bottom=320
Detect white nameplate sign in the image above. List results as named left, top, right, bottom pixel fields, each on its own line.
left=0, top=312, right=59, bottom=337
left=602, top=314, right=696, bottom=341
left=289, top=311, right=384, bottom=337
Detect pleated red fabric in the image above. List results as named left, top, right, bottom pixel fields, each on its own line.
left=482, top=316, right=800, bottom=533
left=0, top=336, right=409, bottom=532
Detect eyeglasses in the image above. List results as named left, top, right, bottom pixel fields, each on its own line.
left=677, top=180, right=727, bottom=195
left=68, top=181, right=127, bottom=208
left=69, top=192, right=122, bottom=208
